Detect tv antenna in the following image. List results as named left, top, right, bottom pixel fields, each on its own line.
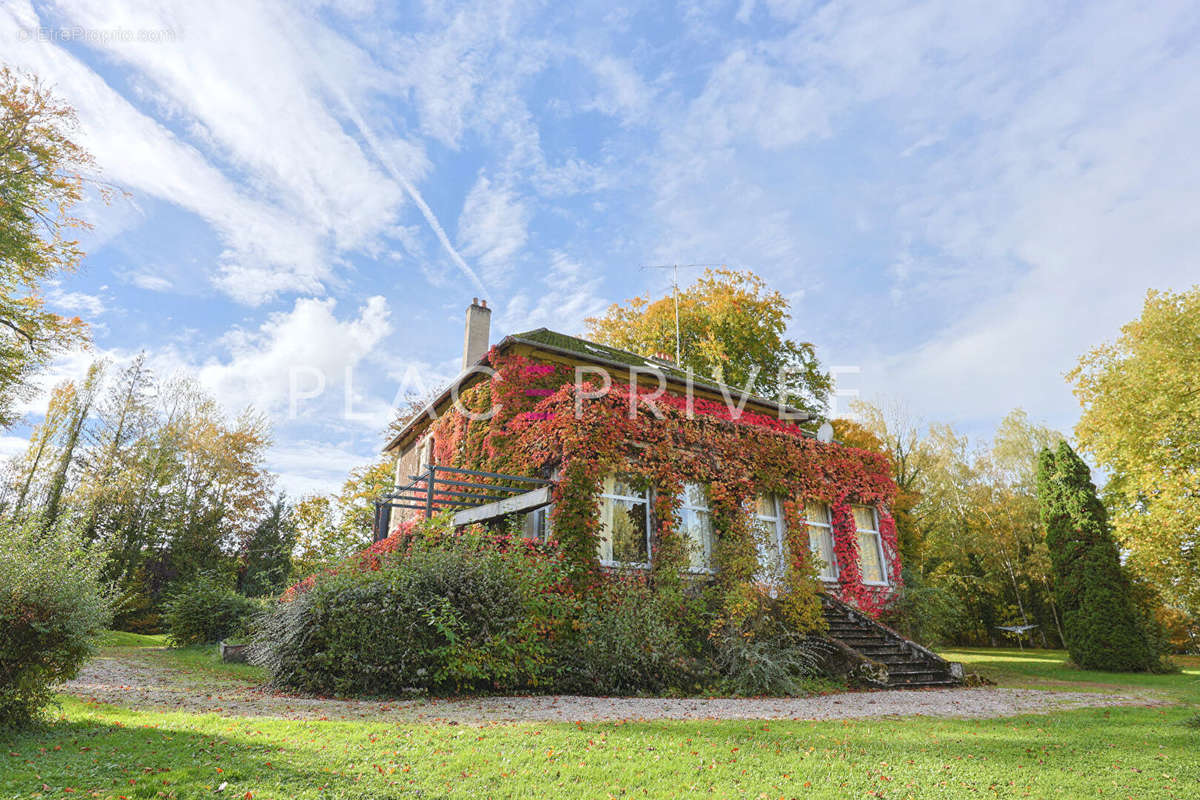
left=639, top=263, right=725, bottom=364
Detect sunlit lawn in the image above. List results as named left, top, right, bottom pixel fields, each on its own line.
left=943, top=646, right=1200, bottom=702
left=1, top=640, right=1197, bottom=799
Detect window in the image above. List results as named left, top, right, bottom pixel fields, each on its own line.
left=521, top=505, right=553, bottom=541
left=806, top=503, right=838, bottom=580
left=752, top=494, right=786, bottom=578
left=597, top=475, right=651, bottom=565
left=853, top=505, right=888, bottom=585
left=677, top=482, right=714, bottom=571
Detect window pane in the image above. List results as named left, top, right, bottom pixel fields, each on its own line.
left=611, top=497, right=649, bottom=563
left=755, top=494, right=777, bottom=519
left=809, top=526, right=837, bottom=579
left=597, top=494, right=614, bottom=561
left=678, top=482, right=712, bottom=569
left=858, top=532, right=885, bottom=583
left=806, top=502, right=830, bottom=525
left=805, top=501, right=836, bottom=580
left=852, top=505, right=876, bottom=532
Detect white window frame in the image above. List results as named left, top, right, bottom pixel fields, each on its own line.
left=853, top=504, right=889, bottom=586
left=597, top=475, right=652, bottom=569
left=678, top=482, right=715, bottom=573
left=753, top=494, right=787, bottom=579
left=807, top=502, right=839, bottom=582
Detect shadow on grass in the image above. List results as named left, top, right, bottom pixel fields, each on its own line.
left=1, top=709, right=368, bottom=799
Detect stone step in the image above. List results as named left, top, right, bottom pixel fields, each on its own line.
left=820, top=593, right=963, bottom=689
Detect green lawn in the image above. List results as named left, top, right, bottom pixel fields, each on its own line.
left=943, top=647, right=1200, bottom=701
left=1, top=640, right=1197, bottom=799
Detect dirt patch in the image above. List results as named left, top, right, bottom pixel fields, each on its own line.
left=63, top=651, right=1172, bottom=725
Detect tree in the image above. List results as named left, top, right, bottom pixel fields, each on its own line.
left=1068, top=286, right=1200, bottom=618
left=238, top=494, right=297, bottom=597
left=1035, top=441, right=1159, bottom=671
left=42, top=361, right=103, bottom=529
left=585, top=269, right=832, bottom=416
left=841, top=400, right=929, bottom=567
left=0, top=68, right=99, bottom=428
left=292, top=459, right=395, bottom=577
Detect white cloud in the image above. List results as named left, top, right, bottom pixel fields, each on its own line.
left=46, top=285, right=106, bottom=316
left=193, top=295, right=392, bottom=417
left=583, top=56, right=655, bottom=123
left=456, top=175, right=530, bottom=284
left=126, top=272, right=173, bottom=292
left=495, top=251, right=609, bottom=335
left=0, top=434, right=32, bottom=462
left=267, top=439, right=380, bottom=499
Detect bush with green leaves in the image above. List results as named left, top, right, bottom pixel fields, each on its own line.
left=252, top=533, right=565, bottom=695
left=253, top=523, right=841, bottom=698
left=1035, top=441, right=1162, bottom=672
left=880, top=568, right=968, bottom=648
left=550, top=575, right=711, bottom=695
left=0, top=518, right=110, bottom=728
left=163, top=575, right=262, bottom=646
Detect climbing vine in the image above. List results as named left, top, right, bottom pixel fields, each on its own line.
left=396, top=347, right=900, bottom=622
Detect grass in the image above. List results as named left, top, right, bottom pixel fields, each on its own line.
left=942, top=647, right=1200, bottom=702
left=1, top=639, right=1197, bottom=799
left=96, top=631, right=166, bottom=649
left=98, top=631, right=267, bottom=685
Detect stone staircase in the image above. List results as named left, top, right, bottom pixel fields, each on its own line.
left=821, top=594, right=964, bottom=689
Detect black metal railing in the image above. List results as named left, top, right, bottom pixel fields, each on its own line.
left=372, top=465, right=552, bottom=541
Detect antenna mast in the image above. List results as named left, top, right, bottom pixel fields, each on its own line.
left=640, top=263, right=724, bottom=364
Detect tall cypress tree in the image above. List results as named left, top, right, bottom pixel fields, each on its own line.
left=1035, top=441, right=1158, bottom=671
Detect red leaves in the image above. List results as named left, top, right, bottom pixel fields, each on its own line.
left=359, top=349, right=900, bottom=616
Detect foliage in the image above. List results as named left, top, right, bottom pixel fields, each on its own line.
left=254, top=528, right=564, bottom=695
left=292, top=458, right=394, bottom=577
left=238, top=494, right=297, bottom=596
left=266, top=518, right=850, bottom=697
left=585, top=268, right=832, bottom=416
left=0, top=68, right=98, bottom=429
left=2, top=356, right=275, bottom=625
left=417, top=348, right=894, bottom=628
left=1035, top=441, right=1161, bottom=672
left=1069, top=286, right=1200, bottom=618
left=880, top=568, right=967, bottom=647
left=551, top=574, right=712, bottom=695
left=0, top=516, right=110, bottom=727
left=839, top=400, right=928, bottom=567
left=853, top=404, right=1070, bottom=648
left=162, top=575, right=263, bottom=646
left=712, top=612, right=830, bottom=696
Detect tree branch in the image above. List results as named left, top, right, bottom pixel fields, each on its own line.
left=0, top=315, right=36, bottom=347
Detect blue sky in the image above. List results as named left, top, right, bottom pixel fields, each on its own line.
left=2, top=0, right=1199, bottom=496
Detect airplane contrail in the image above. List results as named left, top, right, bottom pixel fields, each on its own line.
left=326, top=85, right=488, bottom=296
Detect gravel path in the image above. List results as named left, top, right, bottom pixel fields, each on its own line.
left=63, top=652, right=1170, bottom=725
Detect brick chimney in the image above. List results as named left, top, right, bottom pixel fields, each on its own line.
left=462, top=298, right=491, bottom=369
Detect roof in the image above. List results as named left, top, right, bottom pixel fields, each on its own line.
left=383, top=327, right=815, bottom=453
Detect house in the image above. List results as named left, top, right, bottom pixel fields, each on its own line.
left=377, top=299, right=963, bottom=687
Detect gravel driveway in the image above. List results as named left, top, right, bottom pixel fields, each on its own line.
left=63, top=652, right=1170, bottom=725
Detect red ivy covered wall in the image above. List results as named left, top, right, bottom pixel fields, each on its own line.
left=398, top=348, right=901, bottom=621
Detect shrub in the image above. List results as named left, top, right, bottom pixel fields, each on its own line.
left=713, top=627, right=830, bottom=696
left=253, top=534, right=564, bottom=695
left=880, top=568, right=966, bottom=648
left=255, top=520, right=845, bottom=698
left=0, top=518, right=110, bottom=728
left=163, top=575, right=262, bottom=646
left=1036, top=442, right=1161, bottom=671
left=551, top=576, right=711, bottom=695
